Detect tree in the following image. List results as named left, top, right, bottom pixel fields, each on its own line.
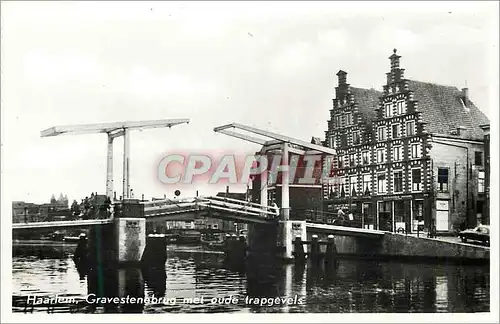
left=50, top=194, right=57, bottom=204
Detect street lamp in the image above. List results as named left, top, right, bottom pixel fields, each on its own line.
left=234, top=222, right=238, bottom=234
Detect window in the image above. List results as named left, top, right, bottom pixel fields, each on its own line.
left=478, top=171, right=485, bottom=193
left=392, top=124, right=400, bottom=139
left=378, top=126, right=387, bottom=141
left=437, top=168, right=449, bottom=192
left=352, top=131, right=360, bottom=145
left=377, top=149, right=385, bottom=163
left=385, top=103, right=393, bottom=118
left=406, top=121, right=415, bottom=136
left=334, top=115, right=341, bottom=128
left=339, top=177, right=346, bottom=197
left=338, top=156, right=344, bottom=168
left=329, top=135, right=336, bottom=149
left=345, top=112, right=352, bottom=126
left=363, top=174, right=371, bottom=195
left=341, top=134, right=347, bottom=147
left=411, top=143, right=421, bottom=159
left=412, top=168, right=422, bottom=191
left=396, top=100, right=406, bottom=115
left=394, top=170, right=403, bottom=193
left=349, top=153, right=356, bottom=167
left=393, top=146, right=402, bottom=161
left=377, top=173, right=386, bottom=193
left=362, top=151, right=370, bottom=165
left=349, top=175, right=358, bottom=196
left=475, top=151, right=483, bottom=166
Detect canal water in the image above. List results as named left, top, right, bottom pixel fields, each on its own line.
left=12, top=242, right=489, bottom=313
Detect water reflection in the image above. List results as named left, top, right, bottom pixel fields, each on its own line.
left=12, top=243, right=490, bottom=313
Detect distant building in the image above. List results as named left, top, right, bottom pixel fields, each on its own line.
left=13, top=194, right=72, bottom=223
left=12, top=201, right=39, bottom=223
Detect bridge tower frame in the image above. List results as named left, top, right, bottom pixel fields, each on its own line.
left=41, top=119, right=189, bottom=200
left=214, top=123, right=337, bottom=260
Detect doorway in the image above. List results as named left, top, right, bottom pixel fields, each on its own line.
left=435, top=200, right=449, bottom=232
left=377, top=201, right=392, bottom=231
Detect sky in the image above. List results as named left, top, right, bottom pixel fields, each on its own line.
left=1, top=1, right=498, bottom=205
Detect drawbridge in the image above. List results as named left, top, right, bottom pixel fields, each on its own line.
left=12, top=196, right=384, bottom=238
left=142, top=195, right=279, bottom=224
left=12, top=196, right=279, bottom=231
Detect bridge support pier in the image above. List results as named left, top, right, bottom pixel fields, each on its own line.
left=87, top=200, right=146, bottom=267
left=279, top=220, right=307, bottom=261
left=115, top=217, right=146, bottom=264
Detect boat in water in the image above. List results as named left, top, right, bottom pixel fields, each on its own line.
left=201, top=232, right=226, bottom=250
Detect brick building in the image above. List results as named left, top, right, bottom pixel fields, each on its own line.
left=323, top=49, right=489, bottom=233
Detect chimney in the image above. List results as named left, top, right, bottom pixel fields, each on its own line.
left=456, top=125, right=467, bottom=136
left=462, top=88, right=469, bottom=101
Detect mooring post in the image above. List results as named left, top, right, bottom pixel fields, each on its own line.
left=238, top=235, right=247, bottom=260
left=141, top=234, right=167, bottom=268
left=311, top=235, right=321, bottom=262
left=227, top=234, right=238, bottom=259
left=293, top=235, right=306, bottom=262
left=325, top=234, right=337, bottom=265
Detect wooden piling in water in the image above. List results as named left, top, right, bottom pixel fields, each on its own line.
left=293, top=235, right=306, bottom=262
left=311, top=235, right=321, bottom=262
left=141, top=234, right=167, bottom=268
left=325, top=234, right=337, bottom=266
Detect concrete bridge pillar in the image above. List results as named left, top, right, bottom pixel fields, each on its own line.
left=114, top=199, right=146, bottom=264
left=279, top=220, right=307, bottom=261
left=87, top=199, right=146, bottom=268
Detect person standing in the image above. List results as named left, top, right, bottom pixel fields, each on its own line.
left=272, top=202, right=280, bottom=219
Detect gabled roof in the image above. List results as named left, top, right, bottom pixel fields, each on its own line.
left=350, top=87, right=383, bottom=127
left=408, top=80, right=489, bottom=140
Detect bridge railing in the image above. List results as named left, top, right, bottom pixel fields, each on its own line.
left=291, top=209, right=363, bottom=228
left=199, top=196, right=279, bottom=220
left=141, top=197, right=199, bottom=207
left=202, top=195, right=279, bottom=213
left=143, top=201, right=199, bottom=217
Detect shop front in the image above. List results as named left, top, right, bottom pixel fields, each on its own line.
left=375, top=193, right=429, bottom=233
left=324, top=197, right=371, bottom=227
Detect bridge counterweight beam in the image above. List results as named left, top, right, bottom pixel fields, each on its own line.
left=123, top=128, right=130, bottom=199
left=106, top=134, right=114, bottom=199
